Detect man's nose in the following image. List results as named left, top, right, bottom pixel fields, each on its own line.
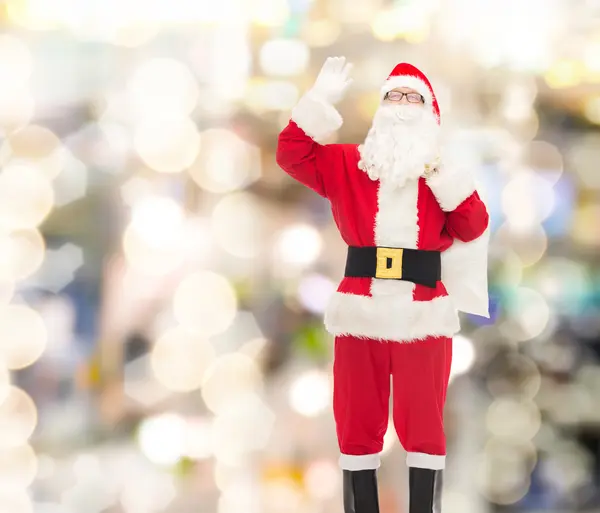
left=399, top=97, right=410, bottom=104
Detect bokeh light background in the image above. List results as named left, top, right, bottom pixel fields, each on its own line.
left=1, top=0, right=600, bottom=511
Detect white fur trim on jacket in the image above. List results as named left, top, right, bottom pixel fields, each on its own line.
left=381, top=75, right=433, bottom=104
left=324, top=293, right=460, bottom=342
left=339, top=453, right=381, bottom=471
left=291, top=91, right=343, bottom=143
left=406, top=452, right=446, bottom=470
left=442, top=225, right=490, bottom=317
left=425, top=166, right=476, bottom=212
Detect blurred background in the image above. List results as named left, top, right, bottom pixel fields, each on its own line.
left=1, top=0, right=600, bottom=511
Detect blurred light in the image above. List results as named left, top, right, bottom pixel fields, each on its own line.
left=30, top=243, right=83, bottom=293
left=0, top=488, right=33, bottom=513
left=502, top=170, right=555, bottom=230
left=120, top=176, right=154, bottom=207
left=262, top=478, right=303, bottom=513
left=133, top=117, right=200, bottom=173
left=239, top=337, right=269, bottom=361
left=72, top=453, right=102, bottom=481
left=214, top=460, right=248, bottom=493
left=0, top=35, right=33, bottom=82
left=3, top=125, right=63, bottom=180
left=211, top=193, right=265, bottom=259
left=183, top=417, right=213, bottom=460
left=501, top=81, right=537, bottom=122
left=202, top=23, right=251, bottom=101
left=0, top=386, right=38, bottom=449
left=182, top=216, right=213, bottom=264
left=52, top=152, right=88, bottom=207
left=450, top=334, right=475, bottom=379
left=583, top=96, right=600, bottom=124
left=304, top=459, right=340, bottom=500
left=540, top=440, right=593, bottom=495
left=218, top=478, right=259, bottom=513
left=567, top=134, right=600, bottom=190
left=532, top=257, right=589, bottom=311
left=0, top=229, right=45, bottom=282
left=128, top=58, right=199, bottom=120
left=123, top=355, right=173, bottom=408
left=477, top=444, right=533, bottom=505
left=211, top=393, right=275, bottom=464
left=259, top=39, right=309, bottom=77
left=524, top=140, right=563, bottom=184
left=173, top=271, right=238, bottom=336
left=289, top=369, right=330, bottom=417
left=137, top=413, right=186, bottom=466
left=123, top=198, right=186, bottom=275
left=35, top=454, right=56, bottom=481
left=150, top=326, right=215, bottom=392
left=497, top=251, right=523, bottom=287
left=245, top=79, right=299, bottom=113
left=189, top=128, right=262, bottom=193
left=486, top=352, right=541, bottom=400
left=540, top=382, right=595, bottom=425
left=296, top=273, right=336, bottom=314
left=0, top=305, right=47, bottom=370
left=486, top=398, right=541, bottom=440
left=274, top=224, right=322, bottom=267
left=247, top=0, right=290, bottom=26
left=544, top=60, right=585, bottom=89
left=0, top=358, right=10, bottom=405
left=302, top=19, right=341, bottom=47
left=572, top=202, right=600, bottom=246
left=441, top=492, right=471, bottom=513
left=583, top=40, right=600, bottom=79
left=0, top=35, right=34, bottom=129
left=500, top=287, right=551, bottom=342
left=493, top=223, right=548, bottom=266
left=0, top=163, right=54, bottom=231
left=201, top=353, right=263, bottom=415
left=120, top=470, right=177, bottom=513
left=130, top=196, right=184, bottom=248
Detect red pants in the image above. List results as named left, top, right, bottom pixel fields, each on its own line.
left=333, top=335, right=452, bottom=471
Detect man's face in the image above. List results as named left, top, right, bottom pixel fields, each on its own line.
left=383, top=87, right=425, bottom=106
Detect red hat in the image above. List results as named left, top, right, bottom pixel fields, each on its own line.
left=380, top=63, right=440, bottom=123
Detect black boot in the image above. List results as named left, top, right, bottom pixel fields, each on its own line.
left=408, top=467, right=443, bottom=513
left=343, top=469, right=380, bottom=513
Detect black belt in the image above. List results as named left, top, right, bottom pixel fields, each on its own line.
left=344, top=246, right=441, bottom=288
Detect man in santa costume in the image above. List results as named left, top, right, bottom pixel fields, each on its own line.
left=276, top=56, right=490, bottom=513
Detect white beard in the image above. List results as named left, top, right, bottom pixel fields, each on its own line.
left=358, top=103, right=441, bottom=188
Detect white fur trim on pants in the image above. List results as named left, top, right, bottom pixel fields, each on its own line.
left=406, top=452, right=446, bottom=470
left=324, top=293, right=460, bottom=342
left=339, top=453, right=381, bottom=471
left=291, top=91, right=342, bottom=143
left=381, top=76, right=433, bottom=104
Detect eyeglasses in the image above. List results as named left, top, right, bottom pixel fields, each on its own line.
left=385, top=91, right=424, bottom=103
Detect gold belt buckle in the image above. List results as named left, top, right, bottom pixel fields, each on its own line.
left=375, top=247, right=403, bottom=279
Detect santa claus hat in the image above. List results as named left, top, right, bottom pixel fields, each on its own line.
left=380, top=63, right=440, bottom=122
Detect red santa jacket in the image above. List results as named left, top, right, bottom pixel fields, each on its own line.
left=276, top=112, right=490, bottom=342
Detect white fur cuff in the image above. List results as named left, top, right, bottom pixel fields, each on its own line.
left=406, top=452, right=446, bottom=470
left=291, top=91, right=343, bottom=142
left=339, top=453, right=381, bottom=471
left=426, top=166, right=476, bottom=212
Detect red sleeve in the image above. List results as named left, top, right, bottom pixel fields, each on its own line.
left=444, top=191, right=489, bottom=242
left=276, top=120, right=342, bottom=199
